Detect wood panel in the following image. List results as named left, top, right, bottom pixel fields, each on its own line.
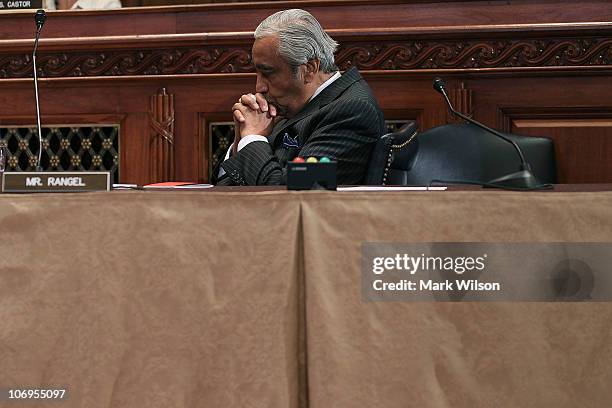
left=2, top=0, right=612, bottom=39
left=510, top=118, right=612, bottom=183
left=461, top=77, right=612, bottom=183
left=7, top=72, right=607, bottom=184
left=0, top=76, right=254, bottom=184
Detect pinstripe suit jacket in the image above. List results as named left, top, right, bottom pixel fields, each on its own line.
left=217, top=67, right=385, bottom=186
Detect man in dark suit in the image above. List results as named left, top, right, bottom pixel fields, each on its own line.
left=216, top=9, right=384, bottom=186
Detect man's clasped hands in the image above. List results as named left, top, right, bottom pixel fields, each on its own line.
left=231, top=93, right=278, bottom=156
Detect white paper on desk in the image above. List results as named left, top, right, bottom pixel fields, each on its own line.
left=113, top=184, right=138, bottom=189
left=143, top=183, right=214, bottom=189
left=337, top=186, right=447, bottom=192
left=172, top=184, right=214, bottom=189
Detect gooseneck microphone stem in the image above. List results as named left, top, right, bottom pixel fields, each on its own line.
left=33, top=10, right=47, bottom=172
left=33, top=29, right=43, bottom=171
left=435, top=80, right=530, bottom=170
left=432, top=78, right=543, bottom=189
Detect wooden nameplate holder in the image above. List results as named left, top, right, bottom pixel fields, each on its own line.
left=1, top=172, right=111, bottom=193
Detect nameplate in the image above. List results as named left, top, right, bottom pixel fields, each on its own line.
left=0, top=1, right=42, bottom=9
left=2, top=172, right=111, bottom=193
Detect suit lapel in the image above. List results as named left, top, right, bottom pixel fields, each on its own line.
left=269, top=102, right=319, bottom=147
left=268, top=118, right=288, bottom=146
left=268, top=67, right=363, bottom=148
left=314, top=67, right=361, bottom=108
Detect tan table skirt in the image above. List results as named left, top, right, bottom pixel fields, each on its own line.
left=1, top=189, right=612, bottom=407
left=301, top=191, right=612, bottom=408
left=0, top=191, right=302, bottom=408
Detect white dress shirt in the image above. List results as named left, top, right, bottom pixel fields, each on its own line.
left=72, top=0, right=122, bottom=8
left=44, top=0, right=122, bottom=9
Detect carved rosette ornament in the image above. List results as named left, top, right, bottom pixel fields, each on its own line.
left=149, top=88, right=175, bottom=182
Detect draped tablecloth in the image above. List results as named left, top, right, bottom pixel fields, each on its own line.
left=1, top=188, right=612, bottom=407
left=0, top=191, right=303, bottom=408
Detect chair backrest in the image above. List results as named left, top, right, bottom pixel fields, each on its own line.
left=366, top=122, right=556, bottom=185
left=365, top=121, right=419, bottom=185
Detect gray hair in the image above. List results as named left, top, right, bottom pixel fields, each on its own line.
left=255, top=9, right=339, bottom=74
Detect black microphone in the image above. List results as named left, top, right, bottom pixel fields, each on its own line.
left=33, top=9, right=46, bottom=172
left=432, top=77, right=542, bottom=189
left=35, top=9, right=47, bottom=30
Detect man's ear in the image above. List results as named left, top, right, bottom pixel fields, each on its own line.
left=302, top=59, right=320, bottom=84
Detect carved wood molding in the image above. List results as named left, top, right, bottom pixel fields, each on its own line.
left=335, top=38, right=612, bottom=70
left=149, top=88, right=175, bottom=182
left=0, top=47, right=253, bottom=78
left=447, top=84, right=473, bottom=124
left=497, top=107, right=612, bottom=132
left=1, top=37, right=611, bottom=78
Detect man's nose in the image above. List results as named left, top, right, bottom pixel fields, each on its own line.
left=255, top=75, right=268, bottom=94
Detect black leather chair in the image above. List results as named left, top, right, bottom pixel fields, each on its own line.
left=365, top=121, right=419, bottom=185
left=366, top=122, right=556, bottom=186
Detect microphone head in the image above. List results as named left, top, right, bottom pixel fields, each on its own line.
left=35, top=9, right=47, bottom=29
left=432, top=77, right=446, bottom=94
